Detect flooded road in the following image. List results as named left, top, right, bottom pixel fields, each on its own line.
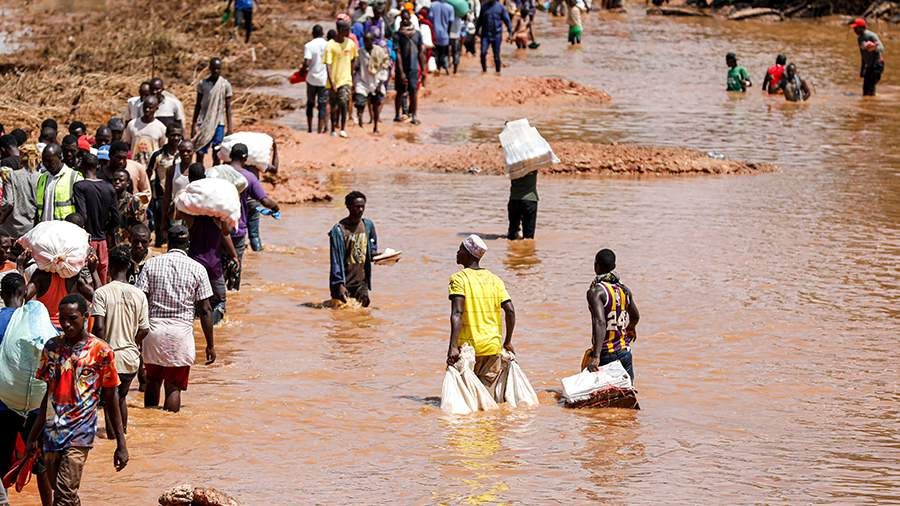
left=20, top=8, right=900, bottom=505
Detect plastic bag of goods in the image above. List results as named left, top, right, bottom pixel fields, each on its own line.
left=440, top=344, right=499, bottom=414
left=560, top=360, right=639, bottom=409
left=217, top=132, right=274, bottom=168
left=206, top=164, right=249, bottom=193
left=174, top=178, right=241, bottom=230
left=492, top=351, right=540, bottom=407
left=17, top=221, right=89, bottom=278
left=0, top=302, right=58, bottom=415
left=446, top=0, right=470, bottom=16
left=499, top=118, right=560, bottom=181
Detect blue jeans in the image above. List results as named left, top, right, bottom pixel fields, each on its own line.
left=480, top=33, right=503, bottom=72
left=600, top=348, right=634, bottom=383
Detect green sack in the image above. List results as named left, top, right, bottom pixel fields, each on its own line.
left=221, top=9, right=232, bottom=24
left=0, top=302, right=57, bottom=415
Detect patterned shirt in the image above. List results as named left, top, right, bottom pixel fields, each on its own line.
left=134, top=249, right=213, bottom=321
left=35, top=335, right=119, bottom=452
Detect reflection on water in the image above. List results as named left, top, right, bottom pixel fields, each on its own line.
left=19, top=8, right=899, bottom=506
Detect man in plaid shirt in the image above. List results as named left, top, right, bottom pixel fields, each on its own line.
left=134, top=224, right=215, bottom=412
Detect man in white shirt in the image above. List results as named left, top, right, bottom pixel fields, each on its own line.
left=123, top=96, right=167, bottom=166
left=149, top=77, right=186, bottom=130
left=302, top=24, right=330, bottom=134
left=124, top=81, right=151, bottom=123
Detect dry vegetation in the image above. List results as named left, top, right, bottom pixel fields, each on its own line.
left=0, top=0, right=332, bottom=133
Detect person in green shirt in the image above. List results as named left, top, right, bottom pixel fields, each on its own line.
left=726, top=52, right=752, bottom=92
left=508, top=170, right=538, bottom=240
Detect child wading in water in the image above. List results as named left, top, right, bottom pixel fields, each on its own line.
left=567, top=0, right=588, bottom=45
left=511, top=7, right=530, bottom=49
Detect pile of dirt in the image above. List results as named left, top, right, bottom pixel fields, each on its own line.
left=423, top=75, right=610, bottom=108
left=494, top=77, right=612, bottom=106
left=158, top=484, right=239, bottom=506
left=0, top=0, right=308, bottom=131
left=419, top=142, right=776, bottom=176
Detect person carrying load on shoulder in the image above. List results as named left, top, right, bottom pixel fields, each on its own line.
left=584, top=248, right=640, bottom=381
left=447, top=234, right=515, bottom=389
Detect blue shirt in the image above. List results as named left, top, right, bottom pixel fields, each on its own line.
left=476, top=0, right=512, bottom=38
left=429, top=1, right=455, bottom=46
left=235, top=0, right=253, bottom=9
left=0, top=306, right=18, bottom=414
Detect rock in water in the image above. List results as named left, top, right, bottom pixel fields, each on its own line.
left=158, top=485, right=240, bottom=506
left=192, top=487, right=240, bottom=506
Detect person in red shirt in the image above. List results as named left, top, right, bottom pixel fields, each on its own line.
left=762, top=54, right=787, bottom=94
left=27, top=294, right=128, bottom=505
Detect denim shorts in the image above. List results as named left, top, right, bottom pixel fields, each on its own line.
left=197, top=124, right=226, bottom=154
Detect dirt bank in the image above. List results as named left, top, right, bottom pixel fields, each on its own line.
left=421, top=142, right=776, bottom=176
left=423, top=75, right=611, bottom=107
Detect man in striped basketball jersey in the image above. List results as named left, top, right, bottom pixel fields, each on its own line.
left=585, top=249, right=640, bottom=381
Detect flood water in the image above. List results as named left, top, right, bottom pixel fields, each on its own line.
left=20, top=7, right=900, bottom=505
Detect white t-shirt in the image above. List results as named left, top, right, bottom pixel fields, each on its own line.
left=304, top=37, right=328, bottom=87
left=125, top=96, right=143, bottom=122
left=123, top=117, right=167, bottom=166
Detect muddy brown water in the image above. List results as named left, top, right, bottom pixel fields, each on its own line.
left=17, top=8, right=900, bottom=505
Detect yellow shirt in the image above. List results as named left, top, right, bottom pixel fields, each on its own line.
left=449, top=268, right=511, bottom=357
left=324, top=38, right=358, bottom=90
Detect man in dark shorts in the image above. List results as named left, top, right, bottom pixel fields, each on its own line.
left=354, top=32, right=391, bottom=133
left=393, top=15, right=426, bottom=125
left=303, top=25, right=330, bottom=134
left=329, top=191, right=379, bottom=307
left=91, top=246, right=149, bottom=438
left=585, top=249, right=640, bottom=381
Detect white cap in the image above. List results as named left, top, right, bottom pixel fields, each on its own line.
left=462, top=234, right=487, bottom=259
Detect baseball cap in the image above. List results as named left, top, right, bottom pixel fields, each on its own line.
left=850, top=18, right=866, bottom=29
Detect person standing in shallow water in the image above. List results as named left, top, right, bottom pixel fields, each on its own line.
left=329, top=191, right=378, bottom=307
left=447, top=234, right=516, bottom=388
left=508, top=169, right=538, bottom=240
left=850, top=18, right=885, bottom=96
left=725, top=52, right=752, bottom=92
left=584, top=249, right=640, bottom=381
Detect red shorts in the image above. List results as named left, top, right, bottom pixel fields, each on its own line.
left=143, top=363, right=191, bottom=391
left=89, top=239, right=108, bottom=285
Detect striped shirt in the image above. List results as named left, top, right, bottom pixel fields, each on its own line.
left=134, top=249, right=213, bottom=321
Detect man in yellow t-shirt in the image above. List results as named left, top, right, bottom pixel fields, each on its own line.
left=324, top=20, right=358, bottom=139
left=447, top=234, right=516, bottom=388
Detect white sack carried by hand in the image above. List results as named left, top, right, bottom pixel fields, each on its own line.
left=206, top=164, right=249, bottom=193
left=440, top=366, right=477, bottom=415
left=17, top=221, right=89, bottom=278
left=174, top=178, right=241, bottom=230
left=493, top=351, right=540, bottom=408
left=217, top=132, right=274, bottom=168
left=454, top=344, right=499, bottom=412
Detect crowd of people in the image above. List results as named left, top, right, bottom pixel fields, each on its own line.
left=297, top=0, right=556, bottom=134
left=0, top=53, right=285, bottom=504
left=0, top=0, right=888, bottom=502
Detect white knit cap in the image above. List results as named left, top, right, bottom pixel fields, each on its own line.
left=462, top=234, right=488, bottom=259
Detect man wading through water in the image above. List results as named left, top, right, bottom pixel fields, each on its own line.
left=584, top=249, right=640, bottom=381
left=446, top=234, right=516, bottom=388
left=850, top=18, right=886, bottom=96
left=329, top=191, right=378, bottom=307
